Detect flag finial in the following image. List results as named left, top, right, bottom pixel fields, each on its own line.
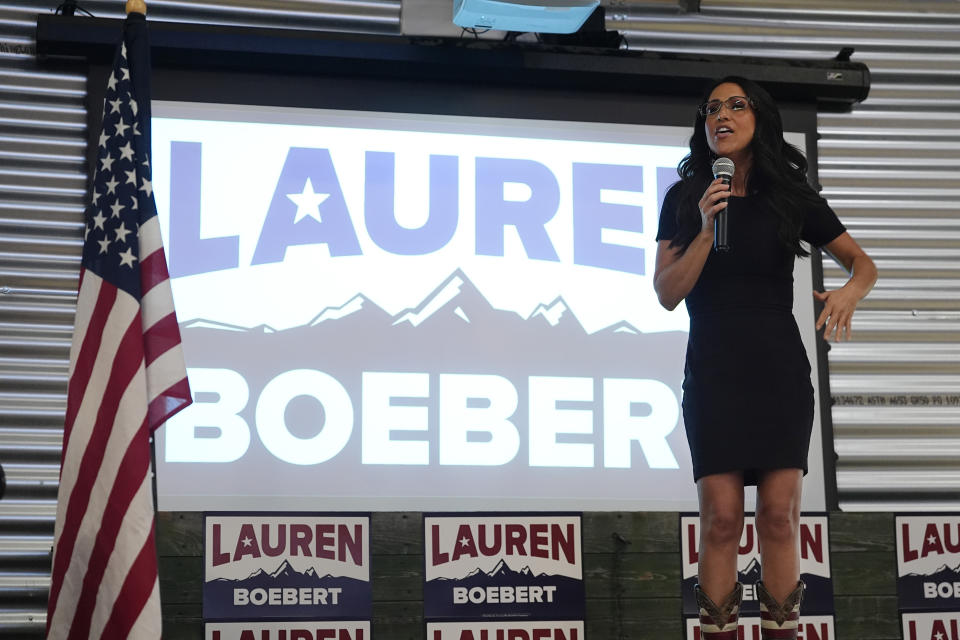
left=125, top=0, right=146, bottom=15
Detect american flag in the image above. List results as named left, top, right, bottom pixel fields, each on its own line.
left=46, top=13, right=192, bottom=639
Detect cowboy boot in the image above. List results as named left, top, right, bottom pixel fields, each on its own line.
left=695, top=582, right=742, bottom=639
left=756, top=580, right=805, bottom=639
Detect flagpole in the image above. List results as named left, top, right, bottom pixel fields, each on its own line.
left=123, top=0, right=166, bottom=620
left=122, top=0, right=165, bottom=573
left=123, top=0, right=173, bottom=631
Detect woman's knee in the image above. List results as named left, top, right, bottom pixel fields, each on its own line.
left=701, top=505, right=744, bottom=547
left=756, top=504, right=798, bottom=544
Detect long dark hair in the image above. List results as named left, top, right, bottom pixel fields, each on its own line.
left=669, top=75, right=824, bottom=257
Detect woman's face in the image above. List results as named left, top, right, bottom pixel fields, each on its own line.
left=703, top=82, right=757, bottom=161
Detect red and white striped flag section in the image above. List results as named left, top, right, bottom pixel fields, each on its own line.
left=46, top=11, right=192, bottom=640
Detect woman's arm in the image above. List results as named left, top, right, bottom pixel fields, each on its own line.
left=654, top=234, right=713, bottom=311
left=813, top=231, right=878, bottom=341
left=653, top=178, right=729, bottom=310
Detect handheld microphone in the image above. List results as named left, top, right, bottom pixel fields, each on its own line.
left=711, top=157, right=735, bottom=253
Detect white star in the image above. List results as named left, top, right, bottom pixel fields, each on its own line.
left=100, top=153, right=115, bottom=172
left=124, top=169, right=137, bottom=186
left=142, top=154, right=150, bottom=168
left=121, top=67, right=130, bottom=81
left=936, top=632, right=944, bottom=640
left=121, top=42, right=127, bottom=59
left=119, top=141, right=135, bottom=162
left=115, top=118, right=130, bottom=138
left=459, top=536, right=470, bottom=547
left=92, top=211, right=107, bottom=230
left=105, top=176, right=119, bottom=195
left=287, top=179, right=330, bottom=223
left=130, top=195, right=139, bottom=210
left=115, top=222, right=132, bottom=244
left=84, top=225, right=90, bottom=241
left=90, top=188, right=102, bottom=204
left=928, top=535, right=938, bottom=545
left=140, top=177, right=153, bottom=198
left=118, top=246, right=137, bottom=268
left=97, top=236, right=110, bottom=254
left=109, top=97, right=122, bottom=114
left=110, top=200, right=124, bottom=218
left=242, top=536, right=253, bottom=547
left=133, top=121, right=140, bottom=136
left=98, top=131, right=110, bottom=148
left=129, top=97, right=138, bottom=117
left=107, top=72, right=117, bottom=90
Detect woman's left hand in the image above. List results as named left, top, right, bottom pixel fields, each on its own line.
left=813, top=286, right=861, bottom=342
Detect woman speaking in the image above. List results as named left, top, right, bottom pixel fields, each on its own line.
left=654, top=77, right=877, bottom=639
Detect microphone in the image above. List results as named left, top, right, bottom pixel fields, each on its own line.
left=712, top=157, right=735, bottom=253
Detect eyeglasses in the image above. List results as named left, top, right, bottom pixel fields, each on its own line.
left=698, top=96, right=756, bottom=117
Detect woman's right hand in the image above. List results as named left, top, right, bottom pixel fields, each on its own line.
left=698, top=178, right=731, bottom=234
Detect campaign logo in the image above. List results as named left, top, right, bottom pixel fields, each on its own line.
left=203, top=514, right=371, bottom=620
left=681, top=514, right=833, bottom=615
left=897, top=515, right=960, bottom=611
left=902, top=611, right=960, bottom=640
left=428, top=620, right=584, bottom=639
left=684, top=616, right=835, bottom=640
left=424, top=514, right=583, bottom=620
left=205, top=620, right=370, bottom=640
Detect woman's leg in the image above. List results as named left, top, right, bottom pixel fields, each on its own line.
left=697, top=471, right=746, bottom=601
left=755, top=468, right=803, bottom=600
left=695, top=472, right=746, bottom=638
left=755, top=468, right=805, bottom=639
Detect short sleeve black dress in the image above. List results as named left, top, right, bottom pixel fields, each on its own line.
left=656, top=185, right=845, bottom=486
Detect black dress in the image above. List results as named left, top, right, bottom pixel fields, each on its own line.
left=656, top=186, right=845, bottom=486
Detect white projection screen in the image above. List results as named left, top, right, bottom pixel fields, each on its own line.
left=150, top=100, right=828, bottom=512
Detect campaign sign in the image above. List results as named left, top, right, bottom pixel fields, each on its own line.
left=205, top=620, right=371, bottom=640
left=897, top=515, right=960, bottom=611
left=203, top=513, right=371, bottom=620
left=680, top=514, right=833, bottom=615
left=684, top=615, right=835, bottom=640
left=427, top=620, right=584, bottom=639
left=424, top=513, right=583, bottom=620
left=902, top=611, right=960, bottom=640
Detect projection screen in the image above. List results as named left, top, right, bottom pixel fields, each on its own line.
left=149, top=101, right=828, bottom=512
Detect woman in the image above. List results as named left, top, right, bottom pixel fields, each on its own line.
left=654, top=77, right=877, bottom=639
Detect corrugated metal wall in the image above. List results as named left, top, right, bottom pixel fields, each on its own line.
left=0, top=0, right=400, bottom=636
left=607, top=0, right=960, bottom=511
left=0, top=1, right=85, bottom=634
left=1, top=0, right=957, bottom=635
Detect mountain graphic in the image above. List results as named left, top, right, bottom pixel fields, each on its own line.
left=183, top=268, right=656, bottom=338
left=209, top=559, right=358, bottom=587
left=178, top=268, right=690, bottom=385
left=429, top=559, right=565, bottom=584
left=905, top=563, right=960, bottom=578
